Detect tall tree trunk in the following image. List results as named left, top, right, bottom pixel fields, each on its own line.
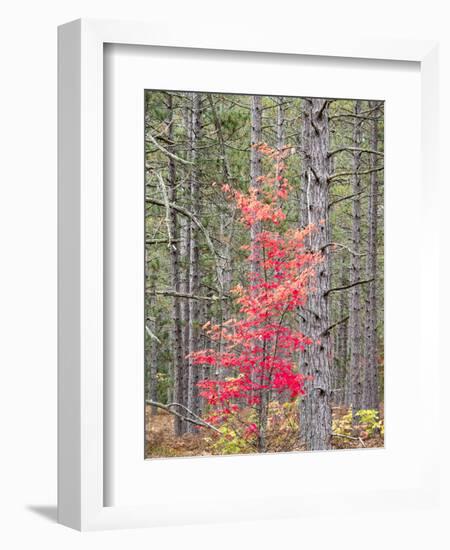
left=363, top=101, right=380, bottom=409
left=145, top=247, right=159, bottom=415
left=334, top=257, right=348, bottom=406
left=179, top=99, right=193, bottom=425
left=180, top=215, right=190, bottom=415
left=250, top=95, right=262, bottom=268
left=166, top=94, right=186, bottom=436
left=300, top=99, right=332, bottom=451
left=186, top=93, right=202, bottom=431
left=250, top=94, right=262, bottom=241
left=276, top=96, right=285, bottom=181
left=210, top=93, right=233, bottom=382
left=348, top=99, right=363, bottom=414
left=299, top=98, right=311, bottom=229
left=167, top=94, right=185, bottom=435
left=250, top=95, right=263, bottom=404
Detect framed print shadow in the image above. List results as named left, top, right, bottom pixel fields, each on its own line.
left=58, top=18, right=440, bottom=531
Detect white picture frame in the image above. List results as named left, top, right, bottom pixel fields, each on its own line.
left=58, top=18, right=440, bottom=531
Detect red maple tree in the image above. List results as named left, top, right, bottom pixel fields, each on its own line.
left=191, top=145, right=321, bottom=452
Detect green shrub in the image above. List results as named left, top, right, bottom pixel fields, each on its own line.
left=206, top=425, right=254, bottom=455
left=355, top=409, right=384, bottom=436
left=332, top=408, right=384, bottom=437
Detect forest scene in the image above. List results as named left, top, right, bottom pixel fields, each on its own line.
left=144, top=91, right=384, bottom=458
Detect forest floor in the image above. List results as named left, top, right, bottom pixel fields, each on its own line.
left=145, top=405, right=384, bottom=459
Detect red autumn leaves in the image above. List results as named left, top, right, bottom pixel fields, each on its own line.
left=191, top=145, right=321, bottom=439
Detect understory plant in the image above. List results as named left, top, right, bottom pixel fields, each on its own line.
left=332, top=407, right=384, bottom=438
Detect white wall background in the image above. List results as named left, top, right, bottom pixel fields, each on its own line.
left=0, top=1, right=448, bottom=548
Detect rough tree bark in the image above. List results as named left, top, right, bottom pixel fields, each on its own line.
left=186, top=92, right=202, bottom=431
left=300, top=98, right=332, bottom=451
left=165, top=94, right=186, bottom=436
left=334, top=258, right=349, bottom=406
left=210, top=94, right=233, bottom=382
left=145, top=246, right=159, bottom=415
left=250, top=95, right=263, bottom=415
left=348, top=99, right=363, bottom=414
left=297, top=99, right=311, bottom=387
left=276, top=96, right=285, bottom=181
left=180, top=214, right=190, bottom=415
left=250, top=94, right=263, bottom=268
left=363, top=101, right=381, bottom=409
left=299, top=98, right=311, bottom=229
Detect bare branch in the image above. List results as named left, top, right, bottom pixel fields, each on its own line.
left=329, top=166, right=384, bottom=182
left=146, top=400, right=221, bottom=433
left=320, top=316, right=349, bottom=337
left=146, top=132, right=193, bottom=165
left=321, top=242, right=366, bottom=257
left=328, top=188, right=366, bottom=209
left=329, top=147, right=384, bottom=158
left=310, top=165, right=320, bottom=183
left=145, top=325, right=161, bottom=344
left=325, top=278, right=374, bottom=297
left=331, top=433, right=366, bottom=447
left=146, top=238, right=182, bottom=245
left=154, top=172, right=175, bottom=250
left=146, top=289, right=230, bottom=301
left=146, top=195, right=225, bottom=291
left=318, top=99, right=329, bottom=119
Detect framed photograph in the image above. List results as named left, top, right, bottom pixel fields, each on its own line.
left=58, top=18, right=440, bottom=530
